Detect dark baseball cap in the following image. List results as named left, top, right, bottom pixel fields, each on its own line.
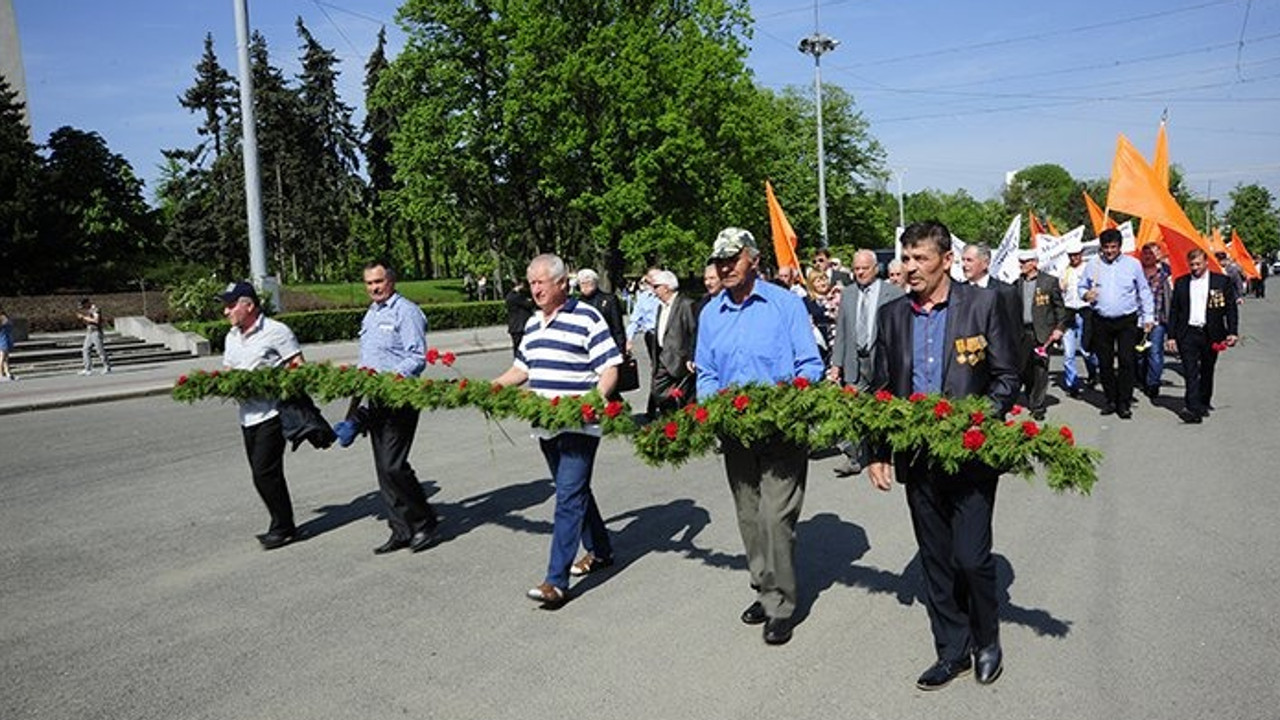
left=217, top=281, right=259, bottom=305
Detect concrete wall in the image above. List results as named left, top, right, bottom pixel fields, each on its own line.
left=114, top=317, right=210, bottom=356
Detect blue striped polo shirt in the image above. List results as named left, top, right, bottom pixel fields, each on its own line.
left=515, top=298, right=622, bottom=399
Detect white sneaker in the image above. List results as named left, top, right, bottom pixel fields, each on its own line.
left=78, top=370, right=92, bottom=376
left=101, top=368, right=112, bottom=375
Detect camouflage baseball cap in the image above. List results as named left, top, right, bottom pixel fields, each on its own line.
left=709, top=227, right=758, bottom=260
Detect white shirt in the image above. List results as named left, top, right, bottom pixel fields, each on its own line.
left=1188, top=273, right=1209, bottom=327
left=1061, top=263, right=1087, bottom=309
left=222, top=315, right=302, bottom=427
left=655, top=294, right=675, bottom=349
left=971, top=274, right=991, bottom=288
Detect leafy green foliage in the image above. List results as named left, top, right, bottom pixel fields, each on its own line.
left=1225, top=183, right=1279, bottom=258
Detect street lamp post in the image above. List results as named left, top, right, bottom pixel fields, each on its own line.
left=799, top=30, right=838, bottom=248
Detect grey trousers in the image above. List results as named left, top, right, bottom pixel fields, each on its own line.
left=722, top=436, right=808, bottom=619
left=82, top=330, right=110, bottom=371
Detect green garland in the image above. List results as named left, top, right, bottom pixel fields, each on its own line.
left=172, top=365, right=1099, bottom=494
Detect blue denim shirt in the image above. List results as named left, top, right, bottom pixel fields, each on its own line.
left=910, top=299, right=948, bottom=394
left=695, top=278, right=824, bottom=399
left=358, top=292, right=428, bottom=377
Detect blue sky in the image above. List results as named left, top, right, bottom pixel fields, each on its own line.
left=11, top=0, right=1280, bottom=214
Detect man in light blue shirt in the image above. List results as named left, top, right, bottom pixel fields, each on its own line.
left=624, top=269, right=660, bottom=354
left=355, top=261, right=439, bottom=554
left=695, top=227, right=823, bottom=647
left=1078, top=228, right=1154, bottom=418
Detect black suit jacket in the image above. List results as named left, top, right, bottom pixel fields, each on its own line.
left=1168, top=272, right=1239, bottom=344
left=648, top=294, right=697, bottom=400
left=580, top=290, right=626, bottom=354
left=872, top=281, right=1019, bottom=477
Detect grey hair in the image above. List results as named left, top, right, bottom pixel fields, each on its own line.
left=651, top=270, right=679, bottom=290
left=575, top=268, right=599, bottom=284
left=529, top=254, right=568, bottom=281
left=964, top=243, right=992, bottom=263
left=853, top=248, right=877, bottom=265
left=887, top=258, right=904, bottom=272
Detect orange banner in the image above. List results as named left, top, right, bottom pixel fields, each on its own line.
left=1106, top=134, right=1204, bottom=247
left=765, top=180, right=800, bottom=272
left=1228, top=229, right=1261, bottom=279
left=1083, top=191, right=1116, bottom=235
left=1159, top=224, right=1224, bottom=279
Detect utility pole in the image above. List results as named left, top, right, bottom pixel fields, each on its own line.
left=798, top=1, right=837, bottom=248
left=895, top=168, right=906, bottom=229
left=233, top=0, right=269, bottom=298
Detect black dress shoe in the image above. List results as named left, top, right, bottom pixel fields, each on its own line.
left=409, top=527, right=439, bottom=553
left=1100, top=404, right=1116, bottom=416
left=256, top=530, right=296, bottom=550
left=373, top=536, right=410, bottom=555
left=916, top=656, right=973, bottom=690
left=1179, top=409, right=1203, bottom=424
left=1117, top=406, right=1132, bottom=419
left=763, top=616, right=793, bottom=645
left=740, top=601, right=768, bottom=625
left=974, top=644, right=1003, bottom=685
left=1066, top=386, right=1081, bottom=399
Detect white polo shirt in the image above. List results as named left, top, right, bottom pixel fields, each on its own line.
left=222, top=315, right=302, bottom=427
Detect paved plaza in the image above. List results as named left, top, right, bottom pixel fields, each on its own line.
left=2, top=305, right=1279, bottom=720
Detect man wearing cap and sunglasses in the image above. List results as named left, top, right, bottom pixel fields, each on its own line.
left=695, top=227, right=824, bottom=646
left=219, top=281, right=305, bottom=550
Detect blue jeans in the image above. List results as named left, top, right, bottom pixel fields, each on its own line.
left=1061, top=312, right=1097, bottom=390
left=540, top=432, right=612, bottom=589
left=1136, top=323, right=1167, bottom=390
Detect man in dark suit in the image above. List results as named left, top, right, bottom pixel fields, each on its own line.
left=870, top=221, right=1019, bottom=691
left=1012, top=250, right=1066, bottom=420
left=961, top=242, right=1021, bottom=337
left=1166, top=248, right=1239, bottom=423
left=645, top=270, right=697, bottom=417
left=576, top=268, right=627, bottom=354
left=827, top=249, right=904, bottom=475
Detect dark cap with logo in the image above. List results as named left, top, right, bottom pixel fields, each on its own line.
left=217, top=281, right=259, bottom=305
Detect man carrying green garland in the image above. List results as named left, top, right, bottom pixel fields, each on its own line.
left=694, top=227, right=824, bottom=646
left=868, top=221, right=1019, bottom=690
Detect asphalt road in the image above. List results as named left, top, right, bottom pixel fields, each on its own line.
left=3, top=303, right=1279, bottom=720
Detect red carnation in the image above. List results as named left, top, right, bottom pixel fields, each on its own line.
left=339, top=364, right=350, bottom=371
left=908, top=392, right=926, bottom=403
left=490, top=383, right=503, bottom=393
left=1211, top=341, right=1228, bottom=353
left=1004, top=420, right=1015, bottom=427
left=1022, top=421, right=1041, bottom=438
left=962, top=427, right=987, bottom=451
left=458, top=379, right=468, bottom=389
left=718, top=388, right=731, bottom=395
left=733, top=394, right=750, bottom=411
left=668, top=387, right=684, bottom=400
left=365, top=368, right=377, bottom=376
left=1010, top=404, right=1024, bottom=416
left=550, top=396, right=560, bottom=407
left=394, top=374, right=405, bottom=382
left=969, top=411, right=985, bottom=425
left=581, top=404, right=597, bottom=423
left=442, top=351, right=457, bottom=366
left=604, top=400, right=624, bottom=418
left=177, top=375, right=188, bottom=385
left=793, top=377, right=810, bottom=390
left=933, top=399, right=953, bottom=419
left=210, top=370, right=220, bottom=378
left=694, top=406, right=709, bottom=424
left=843, top=386, right=858, bottom=396
left=664, top=421, right=679, bottom=440
left=426, top=348, right=440, bottom=364
left=1059, top=426, right=1075, bottom=446
left=875, top=389, right=894, bottom=402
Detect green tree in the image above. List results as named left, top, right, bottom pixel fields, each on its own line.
left=0, top=74, right=43, bottom=291
left=905, top=188, right=1007, bottom=245
left=1224, top=183, right=1280, bottom=258
left=1002, top=163, right=1076, bottom=239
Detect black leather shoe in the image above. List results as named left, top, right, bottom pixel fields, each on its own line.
left=1100, top=404, right=1116, bottom=416
left=1066, top=386, right=1081, bottom=399
left=1117, top=406, right=1132, bottom=419
left=916, top=656, right=972, bottom=690
left=763, top=616, right=793, bottom=645
left=974, top=644, right=1003, bottom=684
left=740, top=601, right=767, bottom=625
left=409, top=527, right=439, bottom=553
left=256, top=530, right=295, bottom=550
left=1179, top=409, right=1203, bottom=424
left=373, top=536, right=410, bottom=555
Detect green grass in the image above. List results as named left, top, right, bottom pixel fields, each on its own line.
left=287, top=279, right=469, bottom=308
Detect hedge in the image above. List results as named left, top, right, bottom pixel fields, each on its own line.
left=177, top=301, right=505, bottom=352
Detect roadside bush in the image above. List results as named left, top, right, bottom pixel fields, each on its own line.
left=177, top=301, right=505, bottom=352
left=168, top=274, right=228, bottom=322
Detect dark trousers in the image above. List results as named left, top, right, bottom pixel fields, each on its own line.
left=1019, top=328, right=1050, bottom=412
left=1177, top=328, right=1219, bottom=416
left=241, top=416, right=294, bottom=534
left=722, top=436, right=808, bottom=619
left=1092, top=312, right=1138, bottom=409
left=904, top=463, right=999, bottom=662
left=366, top=404, right=436, bottom=540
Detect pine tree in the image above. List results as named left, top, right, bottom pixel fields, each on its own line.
left=0, top=74, right=42, bottom=291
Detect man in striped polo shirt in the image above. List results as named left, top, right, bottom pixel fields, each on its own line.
left=494, top=254, right=622, bottom=608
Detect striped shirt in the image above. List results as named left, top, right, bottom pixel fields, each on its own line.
left=516, top=298, right=622, bottom=398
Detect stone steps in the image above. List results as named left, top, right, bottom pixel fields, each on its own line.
left=8, top=333, right=195, bottom=378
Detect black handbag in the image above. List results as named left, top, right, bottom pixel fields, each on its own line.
left=615, top=353, right=641, bottom=393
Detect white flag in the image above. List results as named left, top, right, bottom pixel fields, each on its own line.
left=992, top=215, right=1022, bottom=283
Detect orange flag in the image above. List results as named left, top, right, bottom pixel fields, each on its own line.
left=1159, top=224, right=1224, bottom=279
left=1106, top=134, right=1204, bottom=246
left=765, top=180, right=801, bottom=272
left=1153, top=121, right=1170, bottom=189
left=1083, top=191, right=1116, bottom=235
left=1047, top=219, right=1061, bottom=236
left=1029, top=212, right=1046, bottom=248
left=1229, top=229, right=1261, bottom=279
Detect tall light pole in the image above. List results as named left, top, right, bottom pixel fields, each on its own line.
left=799, top=10, right=837, bottom=249
left=233, top=0, right=268, bottom=296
